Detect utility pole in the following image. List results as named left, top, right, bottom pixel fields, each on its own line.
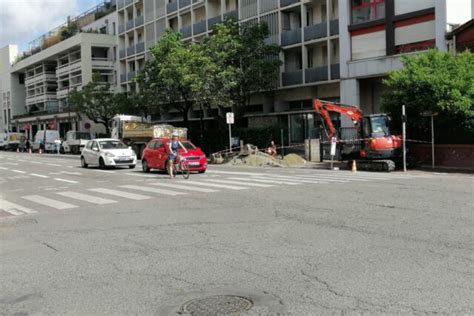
left=402, top=105, right=407, bottom=173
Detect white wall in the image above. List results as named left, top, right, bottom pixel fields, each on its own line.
left=395, top=20, right=436, bottom=46
left=351, top=30, right=386, bottom=60
left=395, top=0, right=435, bottom=16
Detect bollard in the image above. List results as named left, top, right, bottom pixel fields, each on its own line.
left=352, top=160, right=357, bottom=173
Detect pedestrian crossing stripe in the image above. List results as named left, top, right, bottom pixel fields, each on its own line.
left=120, top=185, right=186, bottom=196
left=183, top=180, right=248, bottom=190
left=23, top=195, right=77, bottom=210
left=0, top=199, right=37, bottom=215
left=149, top=182, right=218, bottom=193
left=248, top=175, right=330, bottom=184
left=264, top=174, right=351, bottom=183
left=227, top=177, right=301, bottom=185
left=88, top=188, right=152, bottom=200
left=57, top=192, right=116, bottom=205
left=202, top=179, right=274, bottom=188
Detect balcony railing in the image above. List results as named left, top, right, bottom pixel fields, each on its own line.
left=126, top=19, right=134, bottom=31
left=179, top=0, right=191, bottom=8
left=224, top=10, right=238, bottom=20
left=330, top=19, right=339, bottom=36
left=127, top=71, right=136, bottom=81
left=118, top=24, right=125, bottom=34
left=281, top=28, right=301, bottom=46
left=280, top=0, right=299, bottom=7
left=305, top=66, right=328, bottom=83
left=135, top=42, right=145, bottom=54
left=120, top=74, right=127, bottom=83
left=304, top=22, right=327, bottom=41
left=180, top=25, right=192, bottom=38
left=119, top=49, right=126, bottom=59
left=208, top=15, right=222, bottom=29
left=167, top=1, right=178, bottom=13
left=117, top=0, right=124, bottom=9
left=193, top=20, right=207, bottom=35
left=282, top=70, right=303, bottom=86
left=127, top=46, right=135, bottom=56
left=264, top=34, right=279, bottom=45
left=135, top=15, right=144, bottom=27
left=330, top=63, right=340, bottom=80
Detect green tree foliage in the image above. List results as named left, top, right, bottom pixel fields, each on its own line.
left=69, top=74, right=130, bottom=135
left=382, top=50, right=474, bottom=143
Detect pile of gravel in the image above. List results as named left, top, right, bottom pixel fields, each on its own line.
left=227, top=152, right=306, bottom=167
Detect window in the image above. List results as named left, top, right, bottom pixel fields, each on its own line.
left=86, top=141, right=93, bottom=150
left=147, top=141, right=156, bottom=149
left=351, top=0, right=385, bottom=24
left=99, top=140, right=128, bottom=149
left=91, top=141, right=99, bottom=150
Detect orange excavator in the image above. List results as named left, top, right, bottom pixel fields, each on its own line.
left=314, top=99, right=403, bottom=171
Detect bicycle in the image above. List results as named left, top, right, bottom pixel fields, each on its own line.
left=168, top=155, right=190, bottom=180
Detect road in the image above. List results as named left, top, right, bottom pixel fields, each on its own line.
left=0, top=151, right=473, bottom=315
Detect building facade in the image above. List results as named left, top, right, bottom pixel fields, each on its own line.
left=0, top=45, right=23, bottom=133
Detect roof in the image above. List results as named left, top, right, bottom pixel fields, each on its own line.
left=446, top=19, right=474, bottom=39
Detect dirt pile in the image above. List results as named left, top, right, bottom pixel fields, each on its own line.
left=281, top=153, right=307, bottom=167
left=227, top=152, right=307, bottom=167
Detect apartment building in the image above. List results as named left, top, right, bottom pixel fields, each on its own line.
left=5, top=1, right=118, bottom=139
left=116, top=0, right=341, bottom=143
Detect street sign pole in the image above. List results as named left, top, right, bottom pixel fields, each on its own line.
left=229, top=123, right=232, bottom=153
left=226, top=112, right=234, bottom=153
left=431, top=114, right=435, bottom=169
left=402, top=105, right=407, bottom=173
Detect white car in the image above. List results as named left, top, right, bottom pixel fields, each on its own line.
left=81, top=138, right=137, bottom=169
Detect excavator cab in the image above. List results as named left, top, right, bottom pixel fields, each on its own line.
left=361, top=114, right=391, bottom=139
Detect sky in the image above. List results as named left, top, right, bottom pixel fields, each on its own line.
left=0, top=0, right=472, bottom=54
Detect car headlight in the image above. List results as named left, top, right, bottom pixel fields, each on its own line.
left=104, top=152, right=115, bottom=157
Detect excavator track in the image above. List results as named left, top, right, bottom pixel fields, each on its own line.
left=350, top=159, right=396, bottom=172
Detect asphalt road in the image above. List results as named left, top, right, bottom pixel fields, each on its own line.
left=0, top=151, right=473, bottom=315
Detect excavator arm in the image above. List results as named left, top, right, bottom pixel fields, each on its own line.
left=313, top=99, right=363, bottom=138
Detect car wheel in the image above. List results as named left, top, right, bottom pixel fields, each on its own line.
left=142, top=160, right=150, bottom=173
left=129, top=165, right=136, bottom=169
left=81, top=156, right=88, bottom=168
left=99, top=157, right=106, bottom=169
left=198, top=170, right=206, bottom=174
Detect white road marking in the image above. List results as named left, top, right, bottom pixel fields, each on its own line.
left=47, top=163, right=62, bottom=167
left=91, top=169, right=114, bottom=173
left=228, top=177, right=301, bottom=185
left=149, top=182, right=218, bottom=193
left=31, top=173, right=49, bottom=178
left=182, top=180, right=248, bottom=190
left=203, top=179, right=274, bottom=188
left=54, top=178, right=78, bottom=184
left=30, top=161, right=43, bottom=164
left=120, top=185, right=186, bottom=196
left=4, top=162, right=18, bottom=165
left=206, top=170, right=266, bottom=176
left=127, top=173, right=157, bottom=178
left=57, top=192, right=116, bottom=205
left=0, top=167, right=8, bottom=170
left=0, top=199, right=37, bottom=215
left=88, top=188, right=152, bottom=200
left=23, top=195, right=77, bottom=210
left=11, top=170, right=26, bottom=174
left=251, top=175, right=329, bottom=184
left=266, top=175, right=349, bottom=183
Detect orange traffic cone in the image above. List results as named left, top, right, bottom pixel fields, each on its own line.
left=352, top=160, right=357, bottom=173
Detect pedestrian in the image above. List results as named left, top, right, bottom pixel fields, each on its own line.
left=54, top=138, right=61, bottom=155
left=266, top=140, right=277, bottom=158
left=25, top=138, right=31, bottom=152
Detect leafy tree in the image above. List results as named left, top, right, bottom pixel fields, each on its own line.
left=69, top=74, right=129, bottom=135
left=382, top=50, right=474, bottom=143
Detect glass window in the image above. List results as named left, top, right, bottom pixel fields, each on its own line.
left=147, top=141, right=156, bottom=149
left=351, top=0, right=385, bottom=24
left=99, top=140, right=128, bottom=149
left=370, top=116, right=390, bottom=137
left=91, top=141, right=99, bottom=150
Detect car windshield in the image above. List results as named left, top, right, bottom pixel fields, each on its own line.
left=370, top=116, right=390, bottom=137
left=99, top=141, right=128, bottom=149
left=72, top=132, right=91, bottom=140
left=181, top=141, right=196, bottom=150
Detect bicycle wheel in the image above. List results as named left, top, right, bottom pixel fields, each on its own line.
left=180, top=159, right=190, bottom=180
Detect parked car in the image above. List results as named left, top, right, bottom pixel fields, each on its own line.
left=141, top=137, right=207, bottom=173
left=3, top=132, right=26, bottom=151
left=32, top=130, right=60, bottom=152
left=81, top=138, right=137, bottom=169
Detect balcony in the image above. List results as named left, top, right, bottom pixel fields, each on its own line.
left=126, top=19, right=134, bottom=31
left=180, top=25, right=192, bottom=38
left=330, top=63, right=340, bottom=80
left=264, top=34, right=279, bottom=45
left=127, top=46, right=135, bottom=56
left=330, top=19, right=339, bottom=36
left=125, top=0, right=133, bottom=6
left=280, top=0, right=298, bottom=7
left=281, top=28, right=301, bottom=46
left=167, top=1, right=178, bottom=13
left=119, top=49, right=126, bottom=59
left=193, top=20, right=206, bottom=35
left=282, top=70, right=303, bottom=86
left=127, top=71, right=137, bottom=81
left=92, top=58, right=115, bottom=69
left=117, top=0, right=124, bottom=9
left=135, top=15, right=144, bottom=27
left=208, top=15, right=222, bottom=29
left=135, top=42, right=145, bottom=54
left=304, top=22, right=327, bottom=41
left=179, top=0, right=191, bottom=8
left=223, top=10, right=238, bottom=20
left=305, top=66, right=328, bottom=83
left=118, top=24, right=125, bottom=34
left=120, top=74, right=127, bottom=83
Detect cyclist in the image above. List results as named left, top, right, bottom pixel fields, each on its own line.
left=167, top=132, right=188, bottom=178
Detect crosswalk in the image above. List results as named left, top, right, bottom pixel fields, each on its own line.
left=0, top=169, right=426, bottom=219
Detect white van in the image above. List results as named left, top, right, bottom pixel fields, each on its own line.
left=32, top=130, right=60, bottom=152
left=5, top=132, right=26, bottom=151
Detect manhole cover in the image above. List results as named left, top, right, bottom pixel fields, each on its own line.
left=180, top=295, right=253, bottom=315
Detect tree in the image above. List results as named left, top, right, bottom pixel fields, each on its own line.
left=382, top=50, right=474, bottom=143
left=69, top=74, right=129, bottom=135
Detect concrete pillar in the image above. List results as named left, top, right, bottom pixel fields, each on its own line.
left=340, top=78, right=359, bottom=105
left=338, top=0, right=351, bottom=79
left=81, top=43, right=93, bottom=84
left=435, top=0, right=447, bottom=52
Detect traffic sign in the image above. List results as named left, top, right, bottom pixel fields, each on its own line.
left=226, top=112, right=234, bottom=125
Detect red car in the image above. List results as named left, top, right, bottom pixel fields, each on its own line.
left=141, top=137, right=207, bottom=173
